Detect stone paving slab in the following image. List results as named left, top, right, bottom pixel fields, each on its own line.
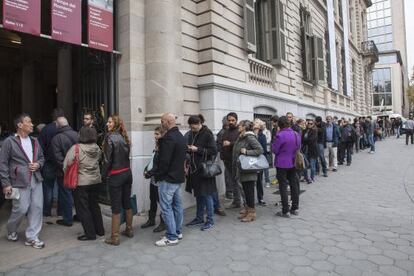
left=1, top=138, right=414, bottom=275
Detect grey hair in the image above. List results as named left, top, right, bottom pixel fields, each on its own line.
left=56, top=117, right=69, bottom=127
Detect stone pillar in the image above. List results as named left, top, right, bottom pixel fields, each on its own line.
left=145, top=0, right=183, bottom=125
left=57, top=46, right=73, bottom=124
left=21, top=62, right=35, bottom=116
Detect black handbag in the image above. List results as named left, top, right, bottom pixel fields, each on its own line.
left=200, top=151, right=222, bottom=178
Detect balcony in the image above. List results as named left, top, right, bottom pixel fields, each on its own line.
left=248, top=56, right=274, bottom=88
left=361, top=40, right=379, bottom=65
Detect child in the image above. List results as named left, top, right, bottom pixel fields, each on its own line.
left=142, top=126, right=166, bottom=232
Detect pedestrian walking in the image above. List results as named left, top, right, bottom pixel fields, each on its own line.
left=185, top=115, right=218, bottom=231
left=51, top=117, right=78, bottom=226
left=325, top=116, right=340, bottom=172
left=153, top=113, right=186, bottom=246
left=38, top=108, right=64, bottom=217
left=272, top=116, right=301, bottom=218
left=63, top=127, right=104, bottom=241
left=142, top=126, right=166, bottom=233
left=221, top=113, right=241, bottom=209
left=0, top=113, right=45, bottom=249
left=232, top=120, right=263, bottom=222
left=103, top=115, right=133, bottom=246
left=315, top=117, right=328, bottom=177
left=253, top=119, right=267, bottom=206
left=339, top=119, right=356, bottom=166
left=302, top=119, right=318, bottom=183
left=405, top=117, right=414, bottom=145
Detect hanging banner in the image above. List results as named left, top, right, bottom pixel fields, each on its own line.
left=2, top=0, right=41, bottom=36
left=51, top=0, right=82, bottom=45
left=88, top=0, right=113, bottom=52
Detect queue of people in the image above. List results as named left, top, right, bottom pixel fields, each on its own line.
left=0, top=109, right=386, bottom=249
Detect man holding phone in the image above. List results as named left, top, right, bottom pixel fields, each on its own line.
left=0, top=113, right=45, bottom=249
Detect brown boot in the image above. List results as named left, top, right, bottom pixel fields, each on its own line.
left=241, top=208, right=256, bottom=223
left=105, top=214, right=120, bottom=246
left=238, top=207, right=248, bottom=219
left=121, top=209, right=134, bottom=238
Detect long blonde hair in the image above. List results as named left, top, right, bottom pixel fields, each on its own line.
left=108, top=114, right=130, bottom=145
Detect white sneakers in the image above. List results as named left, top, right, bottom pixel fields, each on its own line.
left=7, top=232, right=18, bottom=242
left=155, top=236, right=179, bottom=247
left=25, top=238, right=45, bottom=249
left=265, top=182, right=271, bottom=188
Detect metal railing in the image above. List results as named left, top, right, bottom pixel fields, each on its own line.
left=248, top=56, right=274, bottom=88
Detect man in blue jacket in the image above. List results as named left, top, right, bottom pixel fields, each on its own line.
left=325, top=116, right=340, bottom=172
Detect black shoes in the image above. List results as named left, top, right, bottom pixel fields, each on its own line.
left=77, top=235, right=96, bottom=241
left=186, top=218, right=204, bottom=227
left=141, top=220, right=156, bottom=229
left=56, top=219, right=73, bottom=227
left=275, top=211, right=290, bottom=218
left=290, top=210, right=299, bottom=216
left=153, top=223, right=166, bottom=233
left=214, top=208, right=227, bottom=216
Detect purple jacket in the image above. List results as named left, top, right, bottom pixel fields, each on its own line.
left=272, top=128, right=301, bottom=169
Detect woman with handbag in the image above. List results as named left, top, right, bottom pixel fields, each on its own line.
left=142, top=126, right=166, bottom=233
left=185, top=115, right=218, bottom=231
left=232, top=120, right=263, bottom=222
left=63, top=127, right=104, bottom=240
left=103, top=115, right=133, bottom=246
left=272, top=116, right=301, bottom=218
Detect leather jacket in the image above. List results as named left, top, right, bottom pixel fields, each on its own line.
left=103, top=132, right=130, bottom=173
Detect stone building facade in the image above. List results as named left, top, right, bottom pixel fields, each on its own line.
left=116, top=0, right=377, bottom=210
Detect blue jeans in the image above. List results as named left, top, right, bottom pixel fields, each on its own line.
left=196, top=195, right=214, bottom=224
left=42, top=178, right=55, bottom=216
left=368, top=134, right=375, bottom=152
left=317, top=144, right=327, bottom=175
left=212, top=192, right=221, bottom=210
left=158, top=181, right=183, bottom=241
left=263, top=168, right=270, bottom=183
left=304, top=155, right=316, bottom=180
left=57, top=177, right=73, bottom=223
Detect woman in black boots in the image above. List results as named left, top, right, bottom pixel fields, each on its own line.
left=142, top=126, right=166, bottom=233
left=103, top=115, right=133, bottom=246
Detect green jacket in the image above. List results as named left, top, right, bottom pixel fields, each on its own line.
left=232, top=132, right=263, bottom=183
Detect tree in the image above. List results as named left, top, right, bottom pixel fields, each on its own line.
left=407, top=66, right=414, bottom=113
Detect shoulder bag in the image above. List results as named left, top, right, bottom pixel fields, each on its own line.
left=238, top=154, right=269, bottom=173
left=200, top=150, right=222, bottom=178
left=64, top=144, right=79, bottom=189
left=294, top=133, right=305, bottom=170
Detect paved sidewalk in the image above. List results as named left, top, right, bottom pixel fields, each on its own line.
left=2, top=138, right=414, bottom=275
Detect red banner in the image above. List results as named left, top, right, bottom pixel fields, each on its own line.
left=2, top=0, right=41, bottom=36
left=88, top=0, right=113, bottom=52
left=51, top=0, right=82, bottom=45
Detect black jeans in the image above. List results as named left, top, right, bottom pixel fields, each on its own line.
left=276, top=168, right=299, bottom=214
left=241, top=181, right=255, bottom=208
left=73, top=184, right=105, bottom=238
left=339, top=142, right=353, bottom=164
left=406, top=130, right=414, bottom=145
left=108, top=170, right=133, bottom=214
left=256, top=171, right=264, bottom=202
left=149, top=183, right=160, bottom=221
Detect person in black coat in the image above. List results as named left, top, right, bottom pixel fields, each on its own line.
left=315, top=116, right=328, bottom=177
left=302, top=119, right=318, bottom=184
left=185, top=115, right=217, bottom=231
left=51, top=117, right=78, bottom=226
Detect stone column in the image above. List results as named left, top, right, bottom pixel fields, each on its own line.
left=57, top=46, right=73, bottom=124
left=145, top=0, right=183, bottom=125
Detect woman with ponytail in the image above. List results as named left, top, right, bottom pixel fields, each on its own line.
left=103, top=115, right=133, bottom=246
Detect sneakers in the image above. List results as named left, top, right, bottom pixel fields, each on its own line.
left=369, top=151, right=375, bottom=154
left=258, top=200, right=267, bottom=206
left=201, top=222, right=214, bottom=231
left=290, top=210, right=299, bottom=216
left=7, top=232, right=18, bottom=242
left=178, top=233, right=183, bottom=240
left=25, top=238, right=45, bottom=249
left=265, top=182, right=271, bottom=188
left=155, top=236, right=179, bottom=247
left=275, top=211, right=290, bottom=218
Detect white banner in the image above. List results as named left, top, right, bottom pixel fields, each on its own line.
left=327, top=0, right=338, bottom=91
